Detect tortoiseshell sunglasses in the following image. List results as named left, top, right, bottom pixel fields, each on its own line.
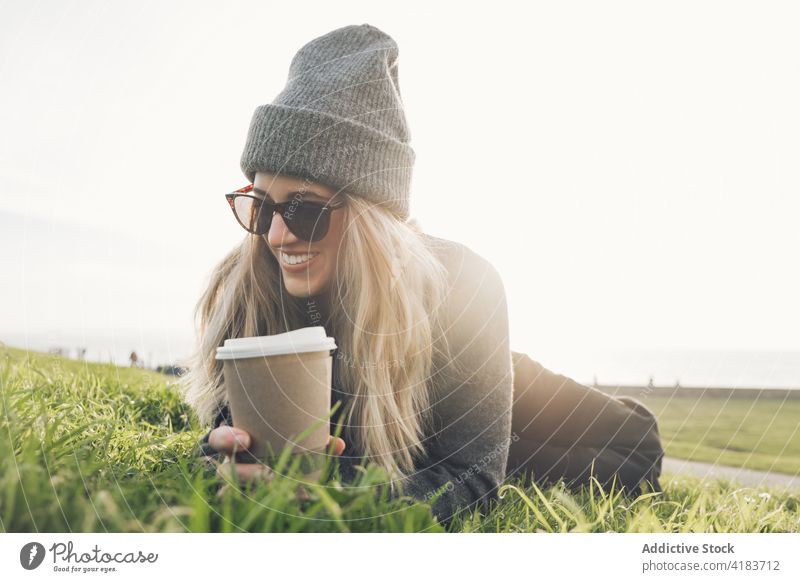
left=225, top=184, right=346, bottom=242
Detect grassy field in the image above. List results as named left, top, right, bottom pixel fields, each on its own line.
left=1, top=345, right=798, bottom=533
left=644, top=396, right=800, bottom=475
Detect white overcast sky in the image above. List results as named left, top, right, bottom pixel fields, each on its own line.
left=1, top=0, right=799, bottom=366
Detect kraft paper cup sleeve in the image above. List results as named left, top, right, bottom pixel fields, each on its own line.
left=222, top=350, right=332, bottom=462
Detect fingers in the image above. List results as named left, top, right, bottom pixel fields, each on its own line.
left=212, top=436, right=344, bottom=499
left=216, top=456, right=274, bottom=485
left=328, top=435, right=346, bottom=456
left=208, top=425, right=251, bottom=456
left=210, top=427, right=344, bottom=458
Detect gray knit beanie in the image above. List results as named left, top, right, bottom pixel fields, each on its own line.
left=240, top=23, right=414, bottom=220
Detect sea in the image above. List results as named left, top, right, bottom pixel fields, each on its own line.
left=519, top=346, right=800, bottom=389
left=2, top=330, right=799, bottom=389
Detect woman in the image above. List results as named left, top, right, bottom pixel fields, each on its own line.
left=178, top=23, right=663, bottom=524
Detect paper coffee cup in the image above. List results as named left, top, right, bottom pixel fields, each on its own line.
left=215, top=327, right=337, bottom=468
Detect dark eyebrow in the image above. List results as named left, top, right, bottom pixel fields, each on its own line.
left=252, top=187, right=330, bottom=203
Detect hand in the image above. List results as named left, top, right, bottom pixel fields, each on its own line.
left=207, top=423, right=346, bottom=486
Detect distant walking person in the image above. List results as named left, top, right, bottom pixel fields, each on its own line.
left=129, top=351, right=140, bottom=368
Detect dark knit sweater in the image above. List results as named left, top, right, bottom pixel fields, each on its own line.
left=198, top=233, right=514, bottom=524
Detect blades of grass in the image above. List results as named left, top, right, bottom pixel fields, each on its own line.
left=626, top=503, right=666, bottom=533
left=732, top=487, right=752, bottom=532
left=47, top=420, right=104, bottom=453
left=260, top=490, right=281, bottom=532
left=286, top=508, right=311, bottom=533
left=498, top=484, right=553, bottom=533
left=527, top=479, right=567, bottom=531
left=270, top=440, right=297, bottom=476
left=239, top=495, right=268, bottom=532
left=27, top=366, right=50, bottom=383
left=627, top=491, right=663, bottom=509
left=680, top=489, right=708, bottom=533
left=607, top=473, right=618, bottom=520
left=588, top=474, right=608, bottom=524
left=307, top=483, right=347, bottom=532
left=1, top=462, right=21, bottom=530
left=221, top=479, right=235, bottom=533
left=188, top=470, right=211, bottom=532
left=549, top=487, right=589, bottom=532
left=404, top=505, right=422, bottom=533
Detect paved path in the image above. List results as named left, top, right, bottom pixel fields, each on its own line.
left=663, top=457, right=800, bottom=491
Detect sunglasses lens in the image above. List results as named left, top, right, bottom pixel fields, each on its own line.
left=284, top=203, right=331, bottom=242
left=233, top=196, right=271, bottom=234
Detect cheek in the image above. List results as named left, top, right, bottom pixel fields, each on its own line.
left=318, top=217, right=344, bottom=276
left=335, top=210, right=348, bottom=240
left=323, top=214, right=346, bottom=254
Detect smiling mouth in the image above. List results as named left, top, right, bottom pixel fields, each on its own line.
left=279, top=251, right=320, bottom=266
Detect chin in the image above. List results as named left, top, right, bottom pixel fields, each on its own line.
left=283, top=277, right=324, bottom=298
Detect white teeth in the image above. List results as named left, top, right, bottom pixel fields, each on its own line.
left=281, top=252, right=319, bottom=266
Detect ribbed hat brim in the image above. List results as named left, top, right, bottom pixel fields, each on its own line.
left=240, top=103, right=414, bottom=219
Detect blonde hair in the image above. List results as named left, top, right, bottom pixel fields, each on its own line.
left=177, top=194, right=452, bottom=479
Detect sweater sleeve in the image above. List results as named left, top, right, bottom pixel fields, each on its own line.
left=390, top=244, right=514, bottom=524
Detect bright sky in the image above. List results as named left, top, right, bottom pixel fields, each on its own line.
left=1, top=0, right=799, bottom=368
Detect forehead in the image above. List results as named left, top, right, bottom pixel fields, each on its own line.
left=254, top=171, right=334, bottom=198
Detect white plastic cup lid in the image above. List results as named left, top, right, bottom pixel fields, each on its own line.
left=215, top=326, right=337, bottom=360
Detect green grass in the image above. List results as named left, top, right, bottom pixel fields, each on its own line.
left=1, top=345, right=798, bottom=533
left=645, top=396, right=800, bottom=475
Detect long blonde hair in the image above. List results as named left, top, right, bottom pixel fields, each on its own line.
left=177, top=194, right=452, bottom=479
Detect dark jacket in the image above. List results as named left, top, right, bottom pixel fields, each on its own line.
left=506, top=351, right=663, bottom=496
left=197, top=234, right=664, bottom=523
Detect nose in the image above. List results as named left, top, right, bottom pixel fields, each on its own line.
left=266, top=210, right=301, bottom=247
